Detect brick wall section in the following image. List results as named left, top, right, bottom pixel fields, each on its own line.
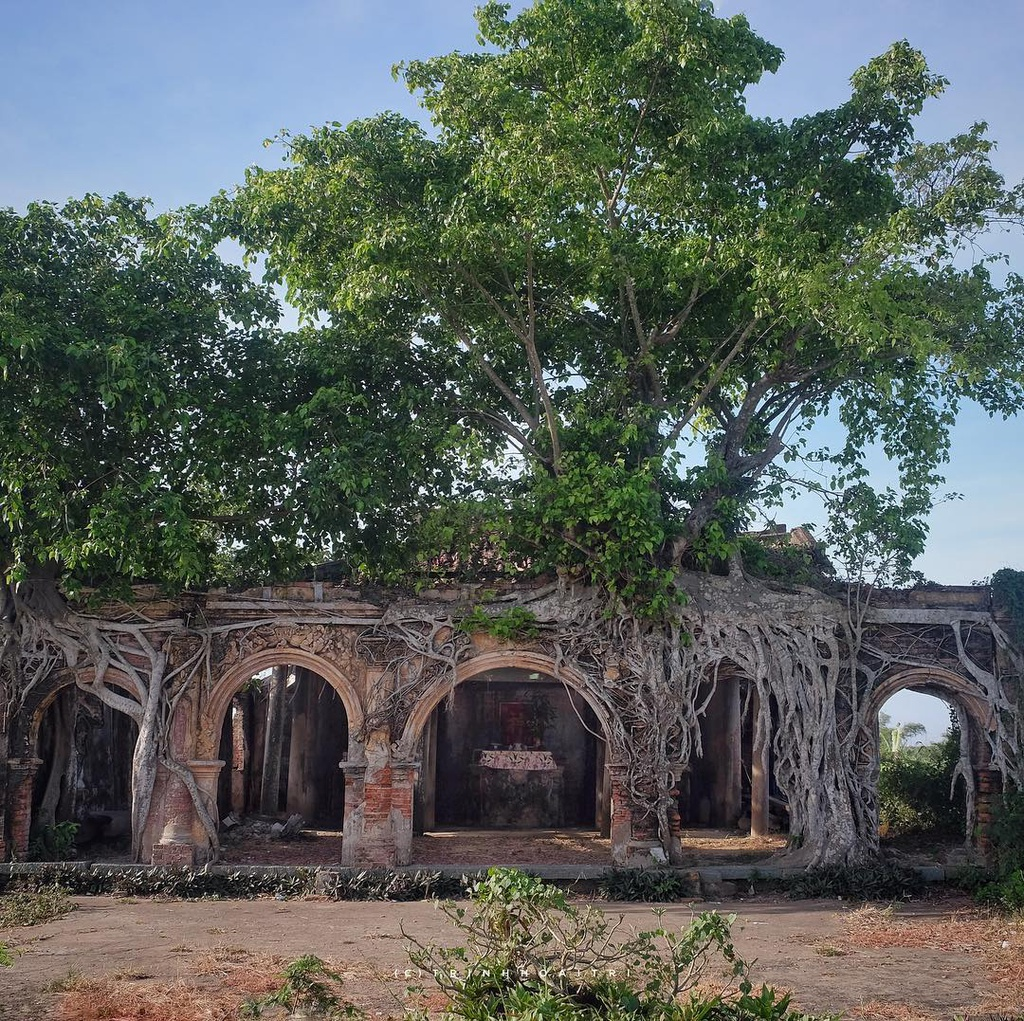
left=362, top=766, right=393, bottom=826
left=975, top=767, right=1001, bottom=862
left=7, top=758, right=42, bottom=856
left=606, top=766, right=632, bottom=864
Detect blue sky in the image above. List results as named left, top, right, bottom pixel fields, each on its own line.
left=5, top=1, right=1022, bottom=736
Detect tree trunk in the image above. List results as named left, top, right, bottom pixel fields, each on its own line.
left=36, top=688, right=77, bottom=831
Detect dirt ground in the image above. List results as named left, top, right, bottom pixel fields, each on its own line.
left=2, top=891, right=1021, bottom=1021
left=217, top=826, right=788, bottom=867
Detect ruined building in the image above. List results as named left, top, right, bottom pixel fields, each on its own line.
left=3, top=571, right=1021, bottom=867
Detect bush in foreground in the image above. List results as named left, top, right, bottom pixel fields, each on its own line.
left=405, top=867, right=833, bottom=1019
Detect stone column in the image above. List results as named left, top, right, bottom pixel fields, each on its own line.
left=391, top=761, right=419, bottom=866
left=6, top=758, right=43, bottom=857
left=148, top=708, right=198, bottom=866
left=151, top=766, right=196, bottom=866
left=606, top=764, right=633, bottom=864
left=750, top=689, right=770, bottom=838
left=722, top=681, right=743, bottom=827
left=286, top=670, right=317, bottom=819
left=259, top=665, right=289, bottom=815
left=229, top=698, right=247, bottom=815
left=187, top=760, right=225, bottom=863
left=339, top=761, right=366, bottom=866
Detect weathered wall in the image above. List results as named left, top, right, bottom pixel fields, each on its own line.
left=3, top=575, right=1019, bottom=867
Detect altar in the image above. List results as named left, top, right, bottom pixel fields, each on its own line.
left=471, top=749, right=564, bottom=827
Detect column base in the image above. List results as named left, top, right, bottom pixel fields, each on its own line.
left=151, top=842, right=195, bottom=866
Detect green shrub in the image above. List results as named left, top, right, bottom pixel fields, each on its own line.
left=990, top=787, right=1024, bottom=877
left=406, top=867, right=832, bottom=1019
left=975, top=869, right=1024, bottom=913
left=878, top=729, right=964, bottom=839
left=0, top=864, right=479, bottom=902
left=599, top=866, right=696, bottom=902
left=971, top=786, right=1024, bottom=913
left=781, top=863, right=924, bottom=902
left=322, top=868, right=472, bottom=901
left=0, top=944, right=12, bottom=967
left=27, top=822, right=79, bottom=862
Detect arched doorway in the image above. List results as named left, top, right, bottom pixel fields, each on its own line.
left=206, top=654, right=361, bottom=864
left=400, top=653, right=617, bottom=865
left=684, top=669, right=746, bottom=829
left=867, top=668, right=992, bottom=855
left=31, top=684, right=136, bottom=859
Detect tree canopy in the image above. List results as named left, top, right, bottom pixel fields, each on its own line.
left=0, top=194, right=300, bottom=591
left=216, top=0, right=1024, bottom=607
left=4, top=0, right=1024, bottom=605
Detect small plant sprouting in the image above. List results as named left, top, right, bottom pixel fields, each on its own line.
left=456, top=605, right=540, bottom=641
left=241, top=954, right=362, bottom=1018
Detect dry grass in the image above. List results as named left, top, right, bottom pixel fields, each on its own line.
left=53, top=947, right=299, bottom=1020
left=54, top=976, right=246, bottom=1021
left=841, top=905, right=1024, bottom=1015
left=842, top=904, right=1021, bottom=954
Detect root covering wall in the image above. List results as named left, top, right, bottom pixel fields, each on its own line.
left=2, top=574, right=1020, bottom=867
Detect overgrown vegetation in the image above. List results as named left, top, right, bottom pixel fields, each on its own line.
left=5, top=0, right=1024, bottom=877
left=28, top=822, right=79, bottom=863
left=599, top=867, right=697, bottom=902
left=455, top=606, right=540, bottom=641
left=975, top=787, right=1024, bottom=912
left=406, top=868, right=828, bottom=1019
left=992, top=568, right=1024, bottom=644
left=877, top=718, right=965, bottom=840
left=242, top=954, right=362, bottom=1019
left=0, top=864, right=476, bottom=901
left=774, top=864, right=925, bottom=902
left=0, top=885, right=76, bottom=927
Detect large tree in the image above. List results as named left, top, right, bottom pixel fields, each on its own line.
left=220, top=0, right=1024, bottom=863
left=0, top=194, right=294, bottom=857
left=226, top=0, right=1024, bottom=605
left=0, top=192, right=466, bottom=858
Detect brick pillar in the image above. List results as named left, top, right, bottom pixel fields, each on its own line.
left=975, top=767, right=1001, bottom=862
left=391, top=762, right=419, bottom=866
left=187, top=760, right=225, bottom=863
left=151, top=766, right=195, bottom=866
left=607, top=764, right=632, bottom=864
left=149, top=709, right=198, bottom=866
left=7, top=758, right=42, bottom=857
left=360, top=765, right=395, bottom=866
left=339, top=761, right=366, bottom=866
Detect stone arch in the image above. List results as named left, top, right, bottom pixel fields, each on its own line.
left=22, top=670, right=136, bottom=757
left=203, top=649, right=365, bottom=763
left=396, top=649, right=619, bottom=760
left=10, top=670, right=139, bottom=858
left=866, top=666, right=996, bottom=743
left=865, top=664, right=995, bottom=849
